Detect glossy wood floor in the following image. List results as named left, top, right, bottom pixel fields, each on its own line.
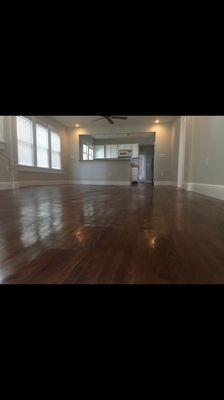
left=1, top=183, right=224, bottom=284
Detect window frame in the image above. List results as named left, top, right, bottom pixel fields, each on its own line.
left=16, top=116, right=62, bottom=172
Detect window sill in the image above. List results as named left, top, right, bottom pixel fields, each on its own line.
left=17, top=165, right=64, bottom=174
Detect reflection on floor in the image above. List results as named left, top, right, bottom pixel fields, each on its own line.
left=0, top=183, right=224, bottom=284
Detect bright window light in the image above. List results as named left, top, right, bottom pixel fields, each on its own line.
left=51, top=131, right=61, bottom=169
left=16, top=116, right=34, bottom=166
left=36, top=124, right=49, bottom=168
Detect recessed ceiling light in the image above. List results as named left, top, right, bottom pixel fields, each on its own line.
left=75, top=124, right=79, bottom=127
left=155, top=120, right=159, bottom=124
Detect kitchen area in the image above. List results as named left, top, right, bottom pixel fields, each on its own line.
left=79, top=133, right=155, bottom=184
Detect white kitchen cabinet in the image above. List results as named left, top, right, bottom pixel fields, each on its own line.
left=132, top=144, right=139, bottom=158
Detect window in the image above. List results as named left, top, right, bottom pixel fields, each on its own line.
left=83, top=144, right=88, bottom=160
left=83, top=143, right=93, bottom=160
left=51, top=131, right=61, bottom=169
left=16, top=117, right=62, bottom=170
left=88, top=146, right=93, bottom=160
left=93, top=143, right=136, bottom=160
left=36, top=124, right=49, bottom=168
left=17, top=116, right=34, bottom=166
left=95, top=145, right=105, bottom=159
left=0, top=116, right=4, bottom=141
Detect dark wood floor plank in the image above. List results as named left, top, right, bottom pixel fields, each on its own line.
left=1, top=183, right=224, bottom=284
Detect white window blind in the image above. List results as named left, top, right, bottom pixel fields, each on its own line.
left=88, top=146, right=93, bottom=160
left=51, top=131, right=61, bottom=169
left=36, top=124, right=49, bottom=168
left=82, top=143, right=93, bottom=160
left=106, top=145, right=118, bottom=159
left=106, top=145, right=112, bottom=159
left=95, top=145, right=104, bottom=159
left=83, top=144, right=88, bottom=160
left=0, top=116, right=4, bottom=141
left=111, top=145, right=118, bottom=158
left=17, top=116, right=34, bottom=166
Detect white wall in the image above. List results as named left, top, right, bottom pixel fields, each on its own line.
left=184, top=116, right=224, bottom=200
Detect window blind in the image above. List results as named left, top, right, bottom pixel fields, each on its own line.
left=17, top=116, right=34, bottom=166
left=36, top=124, right=49, bottom=168
left=51, top=131, right=61, bottom=169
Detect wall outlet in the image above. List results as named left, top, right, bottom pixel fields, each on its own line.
left=205, top=157, right=209, bottom=168
left=159, top=154, right=167, bottom=158
left=161, top=171, right=164, bottom=176
left=108, top=172, right=112, bottom=177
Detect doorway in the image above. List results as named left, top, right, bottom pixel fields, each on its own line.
left=139, top=145, right=154, bottom=183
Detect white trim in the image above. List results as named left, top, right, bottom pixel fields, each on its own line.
left=18, top=180, right=68, bottom=188
left=177, top=116, right=187, bottom=188
left=0, top=180, right=68, bottom=190
left=154, top=181, right=177, bottom=186
left=69, top=180, right=130, bottom=186
left=183, top=182, right=224, bottom=201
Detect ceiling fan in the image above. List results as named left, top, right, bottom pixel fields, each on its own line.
left=91, top=116, right=127, bottom=125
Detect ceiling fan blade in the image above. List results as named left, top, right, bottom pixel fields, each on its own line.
left=105, top=117, right=114, bottom=124
left=91, top=117, right=104, bottom=123
left=111, top=116, right=127, bottom=120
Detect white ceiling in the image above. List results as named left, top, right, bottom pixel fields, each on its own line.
left=52, top=115, right=177, bottom=129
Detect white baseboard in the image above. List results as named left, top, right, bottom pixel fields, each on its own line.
left=154, top=181, right=177, bottom=186
left=183, top=182, right=224, bottom=201
left=170, top=181, right=178, bottom=187
left=1, top=179, right=179, bottom=190
left=18, top=180, right=69, bottom=188
left=69, top=180, right=130, bottom=186
left=0, top=180, right=69, bottom=190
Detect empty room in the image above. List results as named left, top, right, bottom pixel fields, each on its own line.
left=0, top=115, right=224, bottom=284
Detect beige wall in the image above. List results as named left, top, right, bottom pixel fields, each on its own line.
left=0, top=116, right=16, bottom=184
left=170, top=118, right=180, bottom=182
left=184, top=116, right=224, bottom=185
left=153, top=122, right=177, bottom=182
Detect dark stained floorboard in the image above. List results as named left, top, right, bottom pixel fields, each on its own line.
left=0, top=183, right=224, bottom=284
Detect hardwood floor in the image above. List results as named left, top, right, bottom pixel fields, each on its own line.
left=0, top=183, right=224, bottom=284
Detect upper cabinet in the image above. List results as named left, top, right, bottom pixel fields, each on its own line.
left=132, top=144, right=139, bottom=158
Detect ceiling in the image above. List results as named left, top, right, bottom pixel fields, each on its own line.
left=52, top=115, right=177, bottom=129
